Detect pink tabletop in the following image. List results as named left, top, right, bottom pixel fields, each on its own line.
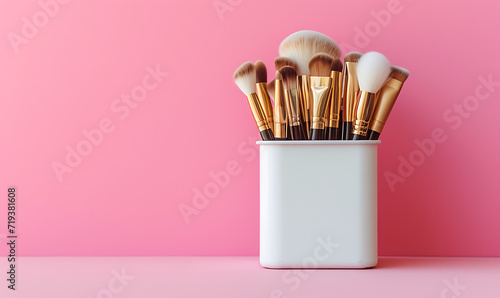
left=1, top=257, right=499, bottom=297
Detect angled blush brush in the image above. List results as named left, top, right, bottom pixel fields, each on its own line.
left=233, top=62, right=274, bottom=141
left=367, top=66, right=410, bottom=140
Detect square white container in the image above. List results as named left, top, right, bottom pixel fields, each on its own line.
left=257, top=140, right=380, bottom=269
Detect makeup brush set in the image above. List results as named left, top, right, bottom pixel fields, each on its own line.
left=233, top=30, right=409, bottom=141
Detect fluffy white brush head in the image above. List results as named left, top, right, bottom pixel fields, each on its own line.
left=278, top=30, right=340, bottom=76
left=356, top=51, right=391, bottom=93
left=233, top=61, right=256, bottom=95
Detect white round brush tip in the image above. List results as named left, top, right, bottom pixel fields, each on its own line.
left=356, top=51, right=391, bottom=93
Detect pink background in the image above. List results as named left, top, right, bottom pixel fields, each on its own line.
left=0, top=0, right=499, bottom=257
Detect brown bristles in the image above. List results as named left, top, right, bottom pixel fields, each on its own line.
left=233, top=61, right=256, bottom=95
left=331, top=59, right=343, bottom=72
left=344, top=52, right=362, bottom=63
left=255, top=60, right=267, bottom=83
left=267, top=79, right=276, bottom=100
left=278, top=31, right=341, bottom=75
left=233, top=61, right=255, bottom=80
left=279, top=66, right=297, bottom=90
left=390, top=66, right=410, bottom=82
left=274, top=57, right=298, bottom=72
left=275, top=71, right=283, bottom=81
left=309, top=53, right=334, bottom=77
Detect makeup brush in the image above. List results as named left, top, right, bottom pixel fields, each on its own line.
left=276, top=56, right=309, bottom=139
left=280, top=66, right=305, bottom=140
left=341, top=52, right=362, bottom=140
left=274, top=57, right=298, bottom=73
left=325, top=59, right=343, bottom=140
left=233, top=62, right=274, bottom=141
left=352, top=52, right=391, bottom=140
left=273, top=72, right=288, bottom=140
left=279, top=31, right=341, bottom=140
left=367, top=66, right=410, bottom=140
left=255, top=61, right=274, bottom=133
left=308, top=53, right=334, bottom=140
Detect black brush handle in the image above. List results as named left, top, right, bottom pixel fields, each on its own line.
left=300, top=125, right=308, bottom=140
left=275, top=137, right=287, bottom=141
left=310, top=128, right=324, bottom=140
left=329, top=127, right=340, bottom=140
left=289, top=125, right=304, bottom=140
left=342, top=122, right=353, bottom=140
left=339, top=110, right=343, bottom=139
left=325, top=127, right=333, bottom=140
left=367, top=130, right=380, bottom=140
left=300, top=120, right=309, bottom=139
left=352, top=133, right=366, bottom=140
left=260, top=129, right=275, bottom=141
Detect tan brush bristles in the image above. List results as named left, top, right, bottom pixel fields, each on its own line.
left=278, top=30, right=341, bottom=75
left=331, top=59, right=343, bottom=72
left=275, top=70, right=283, bottom=81
left=255, top=60, right=267, bottom=84
left=233, top=61, right=256, bottom=95
left=344, top=52, right=362, bottom=63
left=309, top=53, right=334, bottom=77
left=279, top=66, right=297, bottom=90
left=274, top=57, right=298, bottom=72
left=267, top=79, right=276, bottom=101
left=390, top=66, right=410, bottom=82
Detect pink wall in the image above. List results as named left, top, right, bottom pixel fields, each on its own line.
left=0, top=0, right=499, bottom=257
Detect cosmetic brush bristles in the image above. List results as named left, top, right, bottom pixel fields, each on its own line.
left=308, top=53, right=334, bottom=140
left=267, top=79, right=276, bottom=102
left=255, top=61, right=274, bottom=133
left=331, top=59, right=343, bottom=73
left=255, top=60, right=267, bottom=83
left=274, top=57, right=298, bottom=73
left=233, top=62, right=274, bottom=141
left=280, top=66, right=305, bottom=140
left=325, top=58, right=343, bottom=140
left=309, top=53, right=334, bottom=77
left=344, top=52, right=362, bottom=63
left=278, top=30, right=341, bottom=76
left=389, top=66, right=410, bottom=83
left=367, top=66, right=410, bottom=140
left=352, top=52, right=391, bottom=140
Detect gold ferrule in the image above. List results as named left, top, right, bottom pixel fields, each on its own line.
left=369, top=78, right=404, bottom=133
left=297, top=75, right=311, bottom=136
left=273, top=79, right=287, bottom=138
left=327, top=70, right=342, bottom=128
left=352, top=91, right=377, bottom=136
left=247, top=93, right=271, bottom=132
left=256, top=82, right=274, bottom=133
left=310, top=76, right=332, bottom=130
left=284, top=89, right=301, bottom=126
left=342, top=62, right=359, bottom=122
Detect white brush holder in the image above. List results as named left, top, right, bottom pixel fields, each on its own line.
left=258, top=140, right=380, bottom=269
